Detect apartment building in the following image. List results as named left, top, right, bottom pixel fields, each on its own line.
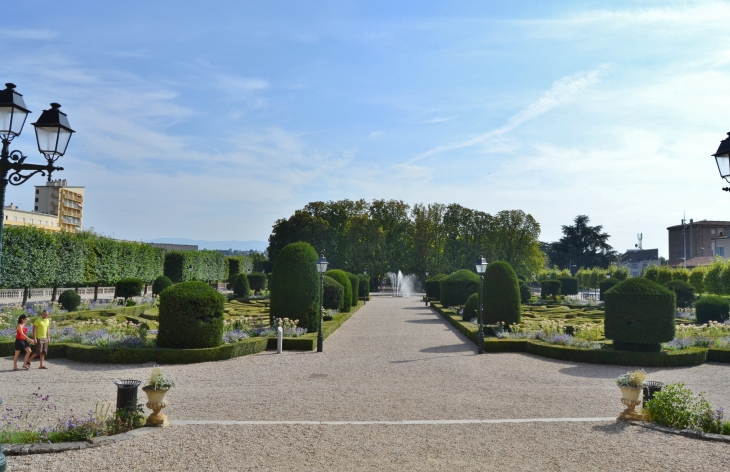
left=667, top=219, right=730, bottom=266
left=35, top=179, right=85, bottom=232
left=3, top=204, right=61, bottom=232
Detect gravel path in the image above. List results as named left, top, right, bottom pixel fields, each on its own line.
left=3, top=295, right=730, bottom=470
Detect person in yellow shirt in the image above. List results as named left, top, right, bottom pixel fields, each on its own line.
left=28, top=310, right=50, bottom=369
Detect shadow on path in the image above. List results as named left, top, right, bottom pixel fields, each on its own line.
left=404, top=319, right=445, bottom=324
left=420, top=344, right=473, bottom=354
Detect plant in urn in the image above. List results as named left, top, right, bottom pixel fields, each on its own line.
left=142, top=367, right=176, bottom=427
left=615, top=369, right=646, bottom=421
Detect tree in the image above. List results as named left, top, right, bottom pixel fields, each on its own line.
left=544, top=215, right=616, bottom=270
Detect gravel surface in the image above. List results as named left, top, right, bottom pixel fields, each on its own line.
left=3, top=295, right=730, bottom=470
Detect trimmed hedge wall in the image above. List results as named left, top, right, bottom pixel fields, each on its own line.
left=322, top=275, right=344, bottom=310
left=326, top=270, right=353, bottom=312
left=270, top=242, right=320, bottom=332
left=440, top=270, right=479, bottom=307
left=483, top=261, right=521, bottom=325
left=425, top=274, right=447, bottom=299
left=247, top=272, right=267, bottom=293
left=347, top=273, right=359, bottom=307
left=695, top=295, right=730, bottom=324
left=557, top=277, right=579, bottom=296
left=157, top=281, right=225, bottom=349
left=663, top=280, right=695, bottom=308
left=604, top=278, right=676, bottom=350
left=541, top=280, right=561, bottom=299
left=599, top=278, right=620, bottom=301
left=163, top=250, right=228, bottom=283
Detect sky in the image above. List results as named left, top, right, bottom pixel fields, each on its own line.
left=3, top=0, right=730, bottom=257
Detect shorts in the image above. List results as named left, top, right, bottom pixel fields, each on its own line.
left=14, top=339, right=29, bottom=351
left=35, top=339, right=49, bottom=356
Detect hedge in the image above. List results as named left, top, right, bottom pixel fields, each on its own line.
left=463, top=293, right=478, bottom=321
left=519, top=284, right=531, bottom=303
left=326, top=270, right=353, bottom=312
left=695, top=295, right=730, bottom=324
left=425, top=274, right=447, bottom=299
left=58, top=289, right=81, bottom=312
left=114, top=278, right=144, bottom=301
left=599, top=278, right=620, bottom=301
left=357, top=274, right=369, bottom=299
left=347, top=273, right=359, bottom=307
left=663, top=280, right=695, bottom=309
left=157, top=281, right=225, bottom=349
left=163, top=250, right=228, bottom=283
left=557, top=277, right=579, bottom=296
left=152, top=275, right=172, bottom=296
left=227, top=256, right=244, bottom=285
left=247, top=272, right=267, bottom=293
left=322, top=275, right=344, bottom=310
left=440, top=270, right=479, bottom=307
left=604, top=278, right=676, bottom=351
left=233, top=273, right=251, bottom=297
left=483, top=261, right=521, bottom=325
left=541, top=280, right=561, bottom=299
left=270, top=242, right=320, bottom=332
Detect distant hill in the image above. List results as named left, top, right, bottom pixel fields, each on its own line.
left=146, top=238, right=268, bottom=252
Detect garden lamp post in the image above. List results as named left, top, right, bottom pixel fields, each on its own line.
left=316, top=254, right=328, bottom=352
left=363, top=267, right=367, bottom=305
left=475, top=256, right=488, bottom=354
left=425, top=269, right=429, bottom=306
left=0, top=84, right=74, bottom=277
left=712, top=132, right=730, bottom=192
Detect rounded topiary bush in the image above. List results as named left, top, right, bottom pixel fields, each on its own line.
left=157, top=281, right=225, bottom=349
left=347, top=273, right=359, bottom=307
left=541, top=280, right=561, bottom=299
left=519, top=283, right=531, bottom=304
left=152, top=275, right=173, bottom=296
left=115, top=277, right=144, bottom=302
left=517, top=274, right=527, bottom=282
left=233, top=273, right=250, bottom=297
left=247, top=272, right=267, bottom=293
left=425, top=274, right=446, bottom=299
left=695, top=295, right=730, bottom=324
left=322, top=275, right=344, bottom=310
left=270, top=242, right=320, bottom=332
left=58, top=289, right=81, bottom=312
left=483, top=261, right=521, bottom=325
left=599, top=278, right=620, bottom=301
left=663, top=280, right=695, bottom=308
left=463, top=293, right=479, bottom=321
left=358, top=274, right=369, bottom=299
left=325, top=270, right=353, bottom=312
left=557, top=276, right=578, bottom=296
left=604, top=277, right=676, bottom=352
left=440, top=270, right=479, bottom=307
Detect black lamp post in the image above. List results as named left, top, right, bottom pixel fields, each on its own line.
left=713, top=132, right=730, bottom=191
left=316, top=254, right=328, bottom=352
left=424, top=269, right=429, bottom=306
left=475, top=256, right=488, bottom=354
left=363, top=267, right=367, bottom=305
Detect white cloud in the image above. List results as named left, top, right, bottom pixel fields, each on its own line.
left=0, top=28, right=56, bottom=40
left=369, top=130, right=385, bottom=139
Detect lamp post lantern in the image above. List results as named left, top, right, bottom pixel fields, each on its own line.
left=424, top=269, right=429, bottom=306
left=316, top=255, right=328, bottom=352
left=713, top=132, right=730, bottom=192
left=363, top=267, right=367, bottom=305
left=475, top=256, right=488, bottom=354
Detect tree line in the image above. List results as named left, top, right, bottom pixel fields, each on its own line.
left=267, top=199, right=545, bottom=279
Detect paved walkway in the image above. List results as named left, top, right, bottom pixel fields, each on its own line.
left=3, top=296, right=730, bottom=470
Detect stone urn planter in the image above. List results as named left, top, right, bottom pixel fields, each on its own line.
left=616, top=370, right=645, bottom=421
left=142, top=387, right=170, bottom=427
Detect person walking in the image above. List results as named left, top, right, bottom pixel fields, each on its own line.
left=13, top=315, right=34, bottom=371
left=28, top=310, right=51, bottom=369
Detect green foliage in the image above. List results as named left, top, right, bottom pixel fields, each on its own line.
left=557, top=276, right=578, bottom=295
left=157, top=281, right=225, bottom=349
left=247, top=272, right=267, bottom=293
left=483, top=261, right=521, bottom=325
left=322, top=275, right=344, bottom=310
left=544, top=215, right=614, bottom=269
left=607, top=263, right=630, bottom=281
left=51, top=231, right=86, bottom=288
left=58, top=289, right=81, bottom=312
left=425, top=274, right=446, bottom=299
left=688, top=267, right=706, bottom=293
left=115, top=278, right=144, bottom=301
left=357, top=274, right=369, bottom=298
left=270, top=242, right=320, bottom=332
left=604, top=278, right=676, bottom=349
left=233, top=273, right=250, bottom=297
left=325, top=270, right=353, bottom=312
left=645, top=383, right=713, bottom=431
left=705, top=260, right=724, bottom=294
left=227, top=256, right=244, bottom=284
left=152, top=276, right=172, bottom=296
left=463, top=293, right=478, bottom=321
left=519, top=283, right=531, bottom=303
left=163, top=250, right=228, bottom=283
left=599, top=278, right=620, bottom=301
left=663, top=280, right=695, bottom=308
left=671, top=267, right=690, bottom=282
left=695, top=295, right=730, bottom=324
left=439, top=269, right=479, bottom=307
left=517, top=274, right=527, bottom=282
left=347, top=272, right=359, bottom=306
left=655, top=266, right=673, bottom=286
left=1, top=225, right=57, bottom=288
left=540, top=280, right=561, bottom=299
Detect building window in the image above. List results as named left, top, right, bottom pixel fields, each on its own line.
left=22, top=218, right=25, bottom=222
left=719, top=247, right=725, bottom=258
left=35, top=206, right=38, bottom=211
left=35, top=198, right=38, bottom=202
left=35, top=189, right=39, bottom=194
left=13, top=217, right=17, bottom=221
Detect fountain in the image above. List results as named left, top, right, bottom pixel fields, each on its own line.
left=385, top=271, right=415, bottom=297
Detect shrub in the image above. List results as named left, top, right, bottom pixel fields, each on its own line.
left=604, top=278, right=675, bottom=352
left=163, top=250, right=227, bottom=283
left=688, top=267, right=706, bottom=293
left=152, top=276, right=172, bottom=296
left=58, top=290, right=81, bottom=312
left=463, top=293, right=478, bottom=321
left=322, top=275, right=344, bottom=310
left=541, top=280, right=561, bottom=300
left=695, top=295, right=730, bottom=324
left=247, top=272, right=267, bottom=293
left=663, top=280, right=695, bottom=308
left=483, top=261, right=521, bottom=325
left=157, top=281, right=225, bottom=349
left=599, top=278, right=620, bottom=301
left=115, top=277, right=144, bottom=302
left=517, top=274, right=527, bottom=282
left=325, top=270, right=353, bottom=312
left=440, top=270, right=479, bottom=307
left=557, top=276, right=578, bottom=295
left=655, top=266, right=673, bottom=286
left=357, top=274, right=369, bottom=298
left=269, top=242, right=320, bottom=332
left=227, top=256, right=244, bottom=285
left=233, top=273, right=250, bottom=297
left=347, top=273, right=359, bottom=306
left=644, top=383, right=712, bottom=431
left=425, top=274, right=447, bottom=299
left=369, top=276, right=379, bottom=292
left=519, top=283, right=531, bottom=303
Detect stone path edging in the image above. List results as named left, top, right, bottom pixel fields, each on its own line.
left=170, top=417, right=616, bottom=426
left=629, top=421, right=730, bottom=443
left=1, top=426, right=158, bottom=456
